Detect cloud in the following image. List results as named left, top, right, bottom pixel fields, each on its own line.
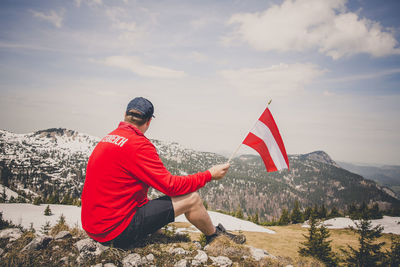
left=225, top=0, right=400, bottom=59
left=74, top=0, right=103, bottom=8
left=323, top=68, right=400, bottom=83
left=189, top=51, right=209, bottom=62
left=102, top=56, right=185, bottom=78
left=30, top=9, right=65, bottom=28
left=219, top=63, right=324, bottom=96
left=190, top=17, right=220, bottom=29
left=323, top=90, right=335, bottom=97
left=105, top=7, right=146, bottom=45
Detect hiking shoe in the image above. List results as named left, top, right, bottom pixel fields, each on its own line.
left=206, top=223, right=246, bottom=245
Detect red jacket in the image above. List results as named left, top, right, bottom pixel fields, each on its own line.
left=81, top=122, right=212, bottom=242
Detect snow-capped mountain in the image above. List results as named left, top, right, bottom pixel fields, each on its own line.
left=0, top=128, right=98, bottom=202
left=0, top=128, right=399, bottom=221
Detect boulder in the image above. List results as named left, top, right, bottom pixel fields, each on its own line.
left=55, top=231, right=72, bottom=240
left=174, top=259, right=187, bottom=267
left=193, top=250, right=208, bottom=264
left=210, top=256, right=232, bottom=267
left=247, top=245, right=276, bottom=260
left=75, top=238, right=107, bottom=263
left=104, top=263, right=117, bottom=267
left=141, top=253, right=154, bottom=264
left=122, top=253, right=142, bottom=267
left=0, top=228, right=23, bottom=241
left=169, top=247, right=188, bottom=255
left=21, top=235, right=53, bottom=252
left=74, top=238, right=106, bottom=256
left=75, top=238, right=97, bottom=253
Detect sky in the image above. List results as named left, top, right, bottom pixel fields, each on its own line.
left=0, top=0, right=400, bottom=165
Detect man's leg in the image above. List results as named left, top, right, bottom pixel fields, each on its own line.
left=171, top=192, right=216, bottom=236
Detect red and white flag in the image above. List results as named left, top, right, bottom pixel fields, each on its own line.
left=242, top=107, right=289, bottom=172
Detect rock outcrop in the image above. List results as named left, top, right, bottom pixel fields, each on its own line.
left=0, top=227, right=279, bottom=267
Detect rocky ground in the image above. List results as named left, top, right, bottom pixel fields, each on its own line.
left=0, top=224, right=298, bottom=267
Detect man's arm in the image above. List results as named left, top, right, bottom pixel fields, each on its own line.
left=131, top=142, right=230, bottom=196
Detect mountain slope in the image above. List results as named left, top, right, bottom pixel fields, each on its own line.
left=0, top=128, right=398, bottom=221
left=338, top=161, right=400, bottom=198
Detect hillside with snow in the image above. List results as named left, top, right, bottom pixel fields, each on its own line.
left=1, top=128, right=399, bottom=222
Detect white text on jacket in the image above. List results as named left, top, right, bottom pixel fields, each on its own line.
left=100, top=135, right=128, bottom=147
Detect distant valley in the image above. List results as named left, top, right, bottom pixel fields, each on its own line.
left=338, top=161, right=400, bottom=198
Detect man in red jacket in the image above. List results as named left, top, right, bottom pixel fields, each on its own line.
left=81, top=97, right=245, bottom=248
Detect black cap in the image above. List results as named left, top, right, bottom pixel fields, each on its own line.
left=126, top=97, right=155, bottom=119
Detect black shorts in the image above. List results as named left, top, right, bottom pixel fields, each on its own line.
left=102, top=195, right=175, bottom=248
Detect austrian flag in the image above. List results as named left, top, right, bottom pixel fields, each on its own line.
left=243, top=108, right=289, bottom=172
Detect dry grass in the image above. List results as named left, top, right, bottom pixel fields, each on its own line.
left=206, top=235, right=251, bottom=258
left=173, top=222, right=396, bottom=266
left=243, top=224, right=394, bottom=264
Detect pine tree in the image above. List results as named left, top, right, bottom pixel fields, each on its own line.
left=369, top=203, right=383, bottom=219
left=47, top=194, right=55, bottom=204
left=385, top=236, right=400, bottom=267
left=44, top=205, right=52, bottom=216
left=1, top=164, right=11, bottom=187
left=278, top=208, right=290, bottom=225
left=348, top=203, right=358, bottom=219
left=304, top=206, right=313, bottom=221
left=0, top=187, right=6, bottom=203
left=29, top=222, right=36, bottom=233
left=291, top=200, right=304, bottom=224
left=299, top=211, right=337, bottom=266
left=317, top=225, right=337, bottom=266
left=359, top=202, right=369, bottom=218
left=341, top=217, right=386, bottom=266
left=299, top=212, right=319, bottom=256
left=0, top=212, right=12, bottom=230
left=72, top=197, right=81, bottom=207
left=57, top=213, right=66, bottom=225
left=235, top=205, right=244, bottom=219
left=54, top=192, right=60, bottom=204
left=318, top=204, right=327, bottom=219
left=33, top=196, right=42, bottom=205
left=40, top=221, right=51, bottom=235
left=328, top=206, right=341, bottom=219
left=50, top=214, right=69, bottom=235
left=312, top=204, right=319, bottom=218
left=251, top=213, right=259, bottom=224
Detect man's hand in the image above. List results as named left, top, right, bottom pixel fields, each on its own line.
left=208, top=163, right=230, bottom=180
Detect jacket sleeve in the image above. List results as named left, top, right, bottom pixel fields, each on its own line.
left=129, top=141, right=212, bottom=196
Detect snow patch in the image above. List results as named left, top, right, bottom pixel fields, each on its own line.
left=0, top=203, right=275, bottom=234
left=176, top=211, right=275, bottom=234
left=302, top=216, right=400, bottom=235
left=0, top=203, right=81, bottom=232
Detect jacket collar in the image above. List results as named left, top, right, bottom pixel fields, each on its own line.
left=118, top=121, right=144, bottom=136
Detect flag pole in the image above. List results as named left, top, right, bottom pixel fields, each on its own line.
left=227, top=143, right=242, bottom=163
left=226, top=99, right=272, bottom=164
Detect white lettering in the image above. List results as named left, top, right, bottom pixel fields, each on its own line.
left=118, top=138, right=128, bottom=147
left=100, top=134, right=128, bottom=147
